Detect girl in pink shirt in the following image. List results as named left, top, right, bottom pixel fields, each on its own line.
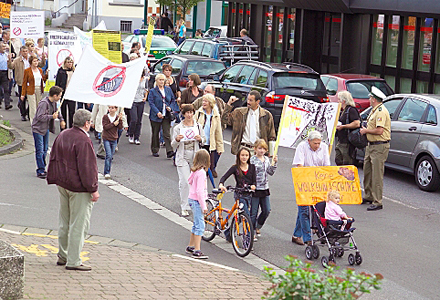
left=325, top=191, right=353, bottom=230
left=186, top=149, right=210, bottom=259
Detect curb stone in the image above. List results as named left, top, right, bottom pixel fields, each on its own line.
left=0, top=124, right=24, bottom=156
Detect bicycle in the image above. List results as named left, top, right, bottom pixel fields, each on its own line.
left=202, top=186, right=254, bottom=257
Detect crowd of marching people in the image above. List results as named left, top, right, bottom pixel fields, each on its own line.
left=1, top=28, right=387, bottom=263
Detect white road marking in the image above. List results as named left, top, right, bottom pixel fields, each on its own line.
left=0, top=228, right=21, bottom=235
left=98, top=174, right=284, bottom=274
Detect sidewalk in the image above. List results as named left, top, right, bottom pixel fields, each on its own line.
left=0, top=225, right=268, bottom=300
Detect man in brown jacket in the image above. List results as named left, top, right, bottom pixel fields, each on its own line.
left=222, top=90, right=276, bottom=155
left=47, top=109, right=99, bottom=271
left=8, top=45, right=46, bottom=121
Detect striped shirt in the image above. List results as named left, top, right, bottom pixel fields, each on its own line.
left=250, top=155, right=277, bottom=190
left=292, top=140, right=330, bottom=167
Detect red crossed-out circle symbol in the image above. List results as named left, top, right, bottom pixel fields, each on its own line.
left=92, top=65, right=126, bottom=97
left=13, top=27, right=21, bottom=36
left=184, top=128, right=196, bottom=140
left=56, top=49, right=73, bottom=67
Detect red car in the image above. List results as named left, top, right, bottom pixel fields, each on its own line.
left=321, top=74, right=394, bottom=111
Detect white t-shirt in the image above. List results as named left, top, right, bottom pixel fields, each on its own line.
left=33, top=69, right=42, bottom=88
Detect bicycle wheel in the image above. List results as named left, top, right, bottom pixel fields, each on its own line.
left=202, top=199, right=217, bottom=241
left=231, top=213, right=254, bottom=257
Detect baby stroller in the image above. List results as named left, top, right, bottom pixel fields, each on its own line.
left=305, top=201, right=363, bottom=268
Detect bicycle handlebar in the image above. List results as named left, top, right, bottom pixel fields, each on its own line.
left=226, top=186, right=254, bottom=194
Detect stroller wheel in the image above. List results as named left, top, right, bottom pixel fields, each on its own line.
left=321, top=256, right=329, bottom=268
left=305, top=246, right=313, bottom=260
left=312, top=245, right=320, bottom=259
left=355, top=253, right=363, bottom=265
left=348, top=253, right=355, bottom=265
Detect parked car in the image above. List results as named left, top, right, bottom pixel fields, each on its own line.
left=206, top=60, right=328, bottom=127
left=321, top=74, right=394, bottom=112
left=122, top=34, right=177, bottom=63
left=149, top=54, right=227, bottom=90
left=203, top=26, right=228, bottom=38
left=173, top=38, right=258, bottom=67
left=356, top=94, right=440, bottom=192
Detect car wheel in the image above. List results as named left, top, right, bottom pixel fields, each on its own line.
left=415, top=155, right=440, bottom=192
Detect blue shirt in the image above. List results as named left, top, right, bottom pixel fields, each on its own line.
left=179, top=24, right=186, bottom=38
left=0, top=53, right=8, bottom=71
left=203, top=110, right=212, bottom=146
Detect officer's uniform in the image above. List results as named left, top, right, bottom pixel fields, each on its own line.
left=363, top=100, right=391, bottom=207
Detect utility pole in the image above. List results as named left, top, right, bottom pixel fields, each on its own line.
left=143, top=0, right=148, bottom=27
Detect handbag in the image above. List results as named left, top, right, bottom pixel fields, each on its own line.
left=160, top=89, right=176, bottom=121
left=345, top=107, right=368, bottom=149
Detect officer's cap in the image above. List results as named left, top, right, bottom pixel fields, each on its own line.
left=369, top=86, right=386, bottom=102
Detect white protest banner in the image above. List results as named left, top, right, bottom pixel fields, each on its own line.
left=47, top=31, right=82, bottom=85
left=273, top=96, right=340, bottom=157
left=10, top=11, right=44, bottom=39
left=63, top=45, right=145, bottom=108
left=180, top=126, right=199, bottom=141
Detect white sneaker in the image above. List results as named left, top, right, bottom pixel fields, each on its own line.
left=104, top=174, right=111, bottom=180
left=135, top=139, right=140, bottom=145
left=128, top=136, right=134, bottom=144
left=181, top=210, right=189, bottom=217
left=115, top=146, right=119, bottom=152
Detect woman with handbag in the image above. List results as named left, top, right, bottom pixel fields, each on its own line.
left=335, top=91, right=361, bottom=165
left=21, top=55, right=47, bottom=124
left=194, top=93, right=224, bottom=178
left=148, top=73, right=178, bottom=158
left=172, top=104, right=205, bottom=216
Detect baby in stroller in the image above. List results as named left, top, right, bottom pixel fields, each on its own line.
left=324, top=190, right=354, bottom=231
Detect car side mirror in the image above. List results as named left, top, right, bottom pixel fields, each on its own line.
left=327, top=89, right=337, bottom=96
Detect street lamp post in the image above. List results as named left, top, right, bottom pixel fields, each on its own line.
left=144, top=0, right=148, bottom=27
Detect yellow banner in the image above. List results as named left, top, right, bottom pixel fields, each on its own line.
left=144, top=17, right=156, bottom=55
left=92, top=30, right=122, bottom=63
left=291, top=166, right=362, bottom=206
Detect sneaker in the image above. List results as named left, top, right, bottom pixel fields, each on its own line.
left=181, top=210, right=189, bottom=217
left=115, top=146, right=119, bottom=152
left=254, top=236, right=258, bottom=242
left=256, top=228, right=261, bottom=237
left=135, top=139, right=140, bottom=145
left=185, top=246, right=195, bottom=254
left=104, top=174, right=111, bottom=180
left=128, top=136, right=134, bottom=144
left=65, top=264, right=92, bottom=271
left=192, top=250, right=208, bottom=259
left=160, top=142, right=165, bottom=148
left=37, top=172, right=47, bottom=179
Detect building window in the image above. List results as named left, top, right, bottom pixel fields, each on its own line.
left=120, top=20, right=132, bottom=33
left=400, top=78, right=412, bottom=93
left=371, top=14, right=384, bottom=65
left=386, top=16, right=400, bottom=67
left=402, top=16, right=416, bottom=70
left=418, top=18, right=434, bottom=72
left=273, top=7, right=284, bottom=63
left=264, top=5, right=273, bottom=62
left=288, top=9, right=295, bottom=51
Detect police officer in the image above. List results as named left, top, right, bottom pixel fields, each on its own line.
left=360, top=86, right=391, bottom=211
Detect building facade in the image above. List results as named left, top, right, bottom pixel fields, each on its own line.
left=223, top=0, right=440, bottom=94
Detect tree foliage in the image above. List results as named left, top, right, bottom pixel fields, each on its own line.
left=155, top=0, right=204, bottom=18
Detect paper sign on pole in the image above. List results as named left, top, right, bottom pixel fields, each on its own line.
left=273, top=96, right=340, bottom=160
left=46, top=31, right=83, bottom=91
left=63, top=45, right=145, bottom=108
left=10, top=11, right=45, bottom=39
left=144, top=17, right=156, bottom=55
left=291, top=166, right=362, bottom=206
left=92, top=30, right=122, bottom=63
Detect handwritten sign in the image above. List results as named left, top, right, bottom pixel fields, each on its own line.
left=291, top=166, right=362, bottom=206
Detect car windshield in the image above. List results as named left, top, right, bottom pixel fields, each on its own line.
left=346, top=81, right=393, bottom=99
left=186, top=61, right=225, bottom=76
left=142, top=37, right=176, bottom=48
left=204, top=28, right=221, bottom=38
left=273, top=73, right=324, bottom=90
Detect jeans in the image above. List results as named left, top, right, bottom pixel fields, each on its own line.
left=293, top=205, right=311, bottom=242
left=188, top=198, right=205, bottom=236
left=250, top=196, right=271, bottom=230
left=33, top=130, right=49, bottom=175
left=129, top=101, right=145, bottom=140
left=177, top=37, right=185, bottom=45
left=103, top=139, right=117, bottom=175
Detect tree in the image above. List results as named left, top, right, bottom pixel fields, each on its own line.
left=155, top=0, right=204, bottom=19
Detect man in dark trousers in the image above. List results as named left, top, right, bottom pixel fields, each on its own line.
left=160, top=12, right=173, bottom=33
left=0, top=42, right=12, bottom=110
left=47, top=109, right=100, bottom=271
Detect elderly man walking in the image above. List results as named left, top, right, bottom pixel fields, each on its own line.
left=291, top=131, right=330, bottom=245
left=222, top=90, right=276, bottom=155
left=47, top=109, right=99, bottom=271
left=360, top=86, right=391, bottom=211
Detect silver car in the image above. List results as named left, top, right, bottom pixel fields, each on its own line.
left=358, top=94, right=440, bottom=192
